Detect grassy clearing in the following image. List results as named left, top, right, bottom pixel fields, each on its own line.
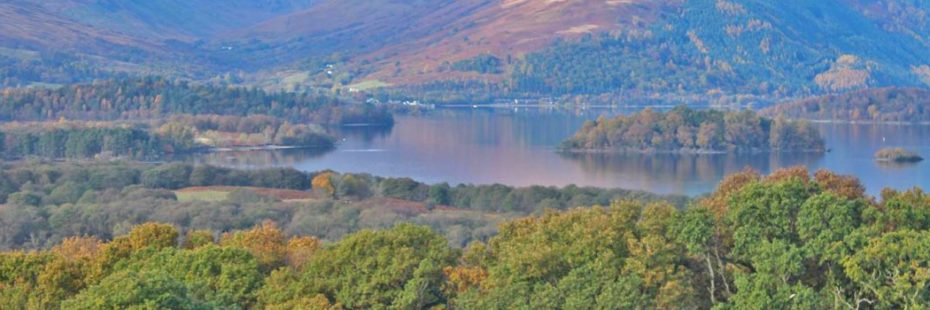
left=347, top=80, right=391, bottom=91
left=282, top=71, right=311, bottom=85
left=175, top=190, right=230, bottom=202
left=175, top=186, right=314, bottom=202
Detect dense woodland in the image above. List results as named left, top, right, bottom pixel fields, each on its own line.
left=562, top=106, right=825, bottom=153
left=764, top=87, right=930, bottom=123
left=0, top=52, right=129, bottom=89
left=0, top=162, right=682, bottom=250
left=0, top=116, right=335, bottom=160
left=0, top=123, right=192, bottom=160
left=449, top=54, right=504, bottom=75
left=1, top=164, right=928, bottom=308
left=0, top=77, right=393, bottom=125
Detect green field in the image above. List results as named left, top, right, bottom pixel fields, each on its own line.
left=175, top=190, right=230, bottom=202
left=347, top=79, right=391, bottom=91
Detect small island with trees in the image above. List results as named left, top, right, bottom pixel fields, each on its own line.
left=875, top=147, right=924, bottom=163
left=560, top=106, right=825, bottom=153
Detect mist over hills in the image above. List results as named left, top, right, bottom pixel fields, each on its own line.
left=1, top=0, right=928, bottom=100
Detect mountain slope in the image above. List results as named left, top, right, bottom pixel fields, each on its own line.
left=243, top=0, right=675, bottom=82
left=1, top=0, right=928, bottom=99
left=241, top=0, right=929, bottom=98
left=0, top=1, right=160, bottom=55
left=41, top=0, right=317, bottom=41
left=507, top=0, right=930, bottom=97
left=0, top=0, right=319, bottom=86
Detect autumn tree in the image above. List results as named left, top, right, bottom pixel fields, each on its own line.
left=220, top=221, right=288, bottom=272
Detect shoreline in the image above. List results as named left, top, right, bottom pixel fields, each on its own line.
left=558, top=147, right=827, bottom=155
left=786, top=119, right=930, bottom=126
left=207, top=144, right=333, bottom=153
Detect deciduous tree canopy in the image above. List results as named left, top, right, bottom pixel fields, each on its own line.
left=0, top=164, right=928, bottom=308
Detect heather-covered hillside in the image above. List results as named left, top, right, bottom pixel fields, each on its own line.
left=1, top=0, right=928, bottom=98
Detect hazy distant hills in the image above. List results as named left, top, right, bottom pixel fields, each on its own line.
left=1, top=0, right=928, bottom=99
left=241, top=0, right=675, bottom=81
left=59, top=0, right=316, bottom=39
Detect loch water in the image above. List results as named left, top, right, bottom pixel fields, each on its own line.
left=189, top=108, right=930, bottom=197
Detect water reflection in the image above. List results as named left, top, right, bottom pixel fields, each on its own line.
left=183, top=147, right=331, bottom=168
left=561, top=151, right=827, bottom=194
left=876, top=161, right=924, bottom=170
left=334, top=124, right=394, bottom=143
left=185, top=108, right=930, bottom=197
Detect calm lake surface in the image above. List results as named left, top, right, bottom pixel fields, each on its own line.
left=190, top=108, right=930, bottom=197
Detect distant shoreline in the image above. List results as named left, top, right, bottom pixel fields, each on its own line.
left=207, top=144, right=333, bottom=153
left=558, top=147, right=826, bottom=155
left=799, top=119, right=930, bottom=126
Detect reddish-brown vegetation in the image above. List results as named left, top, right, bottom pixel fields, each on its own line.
left=177, top=186, right=313, bottom=201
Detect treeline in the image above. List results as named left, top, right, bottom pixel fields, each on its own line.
left=763, top=87, right=930, bottom=123
left=561, top=106, right=825, bottom=152
left=309, top=171, right=685, bottom=213
left=0, top=76, right=394, bottom=125
left=0, top=162, right=683, bottom=250
left=0, top=123, right=193, bottom=160
left=449, top=54, right=503, bottom=74
left=0, top=52, right=126, bottom=89
left=0, top=115, right=339, bottom=160
left=0, top=162, right=310, bottom=203
left=2, top=167, right=930, bottom=308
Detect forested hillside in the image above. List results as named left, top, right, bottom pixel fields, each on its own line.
left=1, top=165, right=928, bottom=308
left=0, top=116, right=336, bottom=160
left=0, top=77, right=393, bottom=125
left=507, top=0, right=930, bottom=98
left=2, top=0, right=927, bottom=98
left=0, top=123, right=190, bottom=160
left=763, top=87, right=930, bottom=123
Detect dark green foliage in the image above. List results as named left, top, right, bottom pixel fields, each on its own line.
left=875, top=147, right=924, bottom=163
left=262, top=224, right=455, bottom=308
left=562, top=106, right=825, bottom=152
left=62, top=271, right=210, bottom=310
left=380, top=177, right=428, bottom=200
left=142, top=163, right=193, bottom=190
left=0, top=77, right=393, bottom=125
left=427, top=183, right=451, bottom=205
left=0, top=125, right=189, bottom=160
left=122, top=246, right=265, bottom=308
left=450, top=54, right=503, bottom=74
left=0, top=52, right=125, bottom=89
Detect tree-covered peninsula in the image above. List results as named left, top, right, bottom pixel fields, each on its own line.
left=561, top=106, right=825, bottom=153
left=0, top=77, right=393, bottom=126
